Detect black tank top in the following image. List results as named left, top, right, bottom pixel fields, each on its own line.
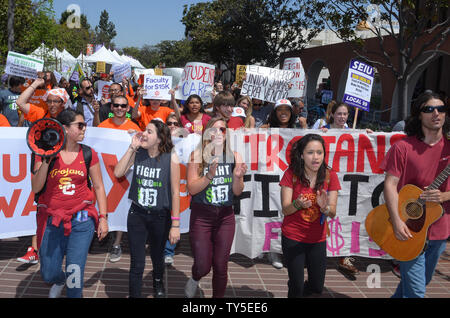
left=128, top=149, right=172, bottom=211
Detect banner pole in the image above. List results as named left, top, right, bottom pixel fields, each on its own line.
left=353, top=108, right=359, bottom=129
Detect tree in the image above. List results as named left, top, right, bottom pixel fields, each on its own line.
left=7, top=0, right=15, bottom=51
left=300, top=0, right=450, bottom=120
left=94, top=10, right=117, bottom=48
left=182, top=0, right=319, bottom=71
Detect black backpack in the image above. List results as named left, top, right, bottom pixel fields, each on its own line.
left=31, top=144, right=93, bottom=203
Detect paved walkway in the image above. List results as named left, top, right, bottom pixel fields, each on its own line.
left=0, top=234, right=449, bottom=298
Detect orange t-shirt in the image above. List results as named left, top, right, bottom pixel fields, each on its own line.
left=98, top=118, right=141, bottom=131
left=0, top=114, right=11, bottom=127
left=24, top=103, right=50, bottom=122
left=137, top=106, right=174, bottom=131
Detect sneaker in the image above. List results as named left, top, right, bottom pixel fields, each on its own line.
left=153, top=278, right=166, bottom=298
left=17, top=247, right=39, bottom=264
left=49, top=283, right=64, bottom=298
left=184, top=277, right=199, bottom=298
left=338, top=257, right=359, bottom=275
left=109, top=245, right=122, bottom=263
left=269, top=252, right=283, bottom=269
left=164, top=255, right=174, bottom=266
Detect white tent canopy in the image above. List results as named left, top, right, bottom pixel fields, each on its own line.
left=30, top=43, right=62, bottom=60
left=83, top=46, right=124, bottom=65
left=121, top=54, right=145, bottom=69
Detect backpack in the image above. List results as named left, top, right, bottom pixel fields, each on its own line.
left=31, top=144, right=92, bottom=203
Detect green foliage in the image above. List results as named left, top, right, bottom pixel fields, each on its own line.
left=94, top=10, right=117, bottom=48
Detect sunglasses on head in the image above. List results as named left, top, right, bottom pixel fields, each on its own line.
left=167, top=121, right=179, bottom=127
left=70, top=122, right=87, bottom=130
left=420, top=105, right=446, bottom=113
left=112, top=103, right=128, bottom=109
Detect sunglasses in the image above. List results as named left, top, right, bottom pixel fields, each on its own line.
left=70, top=122, right=87, bottom=130
left=83, top=85, right=93, bottom=90
left=167, top=122, right=179, bottom=127
left=211, top=127, right=227, bottom=135
left=112, top=103, right=128, bottom=109
left=420, top=105, right=446, bottom=113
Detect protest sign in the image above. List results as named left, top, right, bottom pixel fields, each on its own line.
left=343, top=59, right=374, bottom=112
left=97, top=80, right=113, bottom=102
left=154, top=68, right=163, bottom=76
left=96, top=61, right=106, bottom=73
left=143, top=75, right=172, bottom=100
left=241, top=65, right=294, bottom=103
left=53, top=71, right=62, bottom=85
left=162, top=68, right=183, bottom=89
left=282, top=57, right=306, bottom=98
left=111, top=62, right=132, bottom=82
left=235, top=65, right=247, bottom=87
left=321, top=90, right=333, bottom=105
left=176, top=62, right=215, bottom=103
left=5, top=51, right=44, bottom=79
left=0, top=127, right=405, bottom=260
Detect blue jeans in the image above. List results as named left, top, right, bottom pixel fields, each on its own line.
left=164, top=240, right=176, bottom=257
left=392, top=240, right=447, bottom=298
left=39, top=216, right=95, bottom=298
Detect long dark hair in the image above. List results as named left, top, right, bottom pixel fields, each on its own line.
left=150, top=119, right=174, bottom=155
left=290, top=134, right=328, bottom=191
left=405, top=91, right=449, bottom=140
left=268, top=106, right=296, bottom=128
left=181, top=94, right=205, bottom=115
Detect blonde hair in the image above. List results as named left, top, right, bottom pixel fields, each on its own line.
left=236, top=95, right=253, bottom=128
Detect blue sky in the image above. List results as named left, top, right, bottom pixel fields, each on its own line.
left=52, top=0, right=207, bottom=49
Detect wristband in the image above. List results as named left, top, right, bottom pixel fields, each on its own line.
left=171, top=217, right=180, bottom=221
left=292, top=200, right=301, bottom=210
left=99, top=214, right=108, bottom=220
left=171, top=225, right=180, bottom=228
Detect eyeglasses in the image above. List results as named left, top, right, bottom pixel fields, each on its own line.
left=70, top=122, right=87, bottom=130
left=112, top=103, right=128, bottom=109
left=420, top=105, right=446, bottom=113
left=167, top=122, right=179, bottom=127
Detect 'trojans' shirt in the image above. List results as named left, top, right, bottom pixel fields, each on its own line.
left=379, top=136, right=450, bottom=240
left=280, top=168, right=341, bottom=243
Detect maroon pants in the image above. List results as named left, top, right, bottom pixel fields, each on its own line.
left=189, top=202, right=235, bottom=298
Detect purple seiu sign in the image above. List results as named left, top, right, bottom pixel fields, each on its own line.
left=343, top=60, right=374, bottom=112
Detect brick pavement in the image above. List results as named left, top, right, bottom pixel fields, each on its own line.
left=0, top=234, right=449, bottom=298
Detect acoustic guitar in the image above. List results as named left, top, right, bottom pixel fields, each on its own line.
left=365, top=164, right=449, bottom=261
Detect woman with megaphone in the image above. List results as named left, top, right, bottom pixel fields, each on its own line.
left=31, top=108, right=109, bottom=298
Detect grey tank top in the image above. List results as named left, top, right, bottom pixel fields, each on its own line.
left=128, top=149, right=172, bottom=211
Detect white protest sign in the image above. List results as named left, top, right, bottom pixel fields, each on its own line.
left=111, top=62, right=132, bottom=83
left=241, top=65, right=294, bottom=103
left=175, top=62, right=215, bottom=102
left=5, top=51, right=44, bottom=79
left=143, top=75, right=172, bottom=100
left=53, top=71, right=62, bottom=85
left=343, top=59, right=375, bottom=112
left=282, top=57, right=306, bottom=98
left=97, top=80, right=113, bottom=102
left=162, top=68, right=184, bottom=89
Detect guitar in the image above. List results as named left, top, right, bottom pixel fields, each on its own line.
left=365, top=164, right=450, bottom=261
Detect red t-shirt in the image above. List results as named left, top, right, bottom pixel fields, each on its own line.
left=35, top=146, right=100, bottom=248
left=379, top=135, right=450, bottom=240
left=180, top=113, right=211, bottom=134
left=280, top=168, right=341, bottom=243
left=227, top=116, right=245, bottom=130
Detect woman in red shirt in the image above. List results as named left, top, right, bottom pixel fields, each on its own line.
left=279, top=134, right=340, bottom=298
left=180, top=94, right=211, bottom=134
left=33, top=109, right=108, bottom=298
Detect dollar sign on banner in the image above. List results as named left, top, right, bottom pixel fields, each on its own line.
left=206, top=188, right=213, bottom=203
left=327, top=217, right=345, bottom=256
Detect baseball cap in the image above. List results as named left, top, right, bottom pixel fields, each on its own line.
left=274, top=99, right=292, bottom=109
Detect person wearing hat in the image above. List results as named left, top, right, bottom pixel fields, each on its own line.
left=263, top=99, right=297, bottom=129
left=17, top=77, right=70, bottom=123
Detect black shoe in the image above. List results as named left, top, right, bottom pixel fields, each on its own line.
left=153, top=278, right=166, bottom=298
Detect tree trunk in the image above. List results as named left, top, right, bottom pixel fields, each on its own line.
left=397, top=77, right=409, bottom=121
left=7, top=0, right=15, bottom=51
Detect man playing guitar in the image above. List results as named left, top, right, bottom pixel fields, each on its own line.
left=380, top=91, right=449, bottom=298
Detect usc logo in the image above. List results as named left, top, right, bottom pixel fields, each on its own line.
left=59, top=177, right=75, bottom=195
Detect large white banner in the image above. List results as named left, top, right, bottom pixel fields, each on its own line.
left=0, top=128, right=406, bottom=259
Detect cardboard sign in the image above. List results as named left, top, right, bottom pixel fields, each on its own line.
left=96, top=61, right=106, bottom=73
left=143, top=75, right=172, bottom=100
left=5, top=51, right=44, bottom=79
left=282, top=57, right=306, bottom=98
left=235, top=65, right=247, bottom=86
left=176, top=62, right=215, bottom=103
left=343, top=59, right=374, bottom=112
left=241, top=65, right=294, bottom=103
left=111, top=62, right=131, bottom=82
